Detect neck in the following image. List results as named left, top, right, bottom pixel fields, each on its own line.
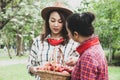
left=79, top=34, right=94, bottom=43
left=50, top=33, right=62, bottom=40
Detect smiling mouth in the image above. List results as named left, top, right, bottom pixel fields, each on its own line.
left=53, top=28, right=59, bottom=31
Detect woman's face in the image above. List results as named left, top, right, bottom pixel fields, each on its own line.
left=49, top=11, right=63, bottom=36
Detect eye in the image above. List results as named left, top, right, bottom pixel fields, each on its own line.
left=51, top=19, right=55, bottom=22
left=58, top=19, right=62, bottom=23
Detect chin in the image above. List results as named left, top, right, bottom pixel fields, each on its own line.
left=53, top=32, right=60, bottom=35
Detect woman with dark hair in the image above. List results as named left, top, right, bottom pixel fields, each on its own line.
left=66, top=12, right=108, bottom=80
left=41, top=10, right=69, bottom=45
left=27, top=2, right=79, bottom=80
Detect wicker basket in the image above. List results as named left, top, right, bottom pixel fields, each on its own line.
left=37, top=48, right=71, bottom=80
left=37, top=70, right=71, bottom=80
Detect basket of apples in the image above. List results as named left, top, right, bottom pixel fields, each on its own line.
left=36, top=48, right=73, bottom=80
left=36, top=61, right=72, bottom=80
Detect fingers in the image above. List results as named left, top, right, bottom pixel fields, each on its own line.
left=29, top=66, right=39, bottom=75
left=66, top=59, right=75, bottom=66
left=66, top=56, right=78, bottom=66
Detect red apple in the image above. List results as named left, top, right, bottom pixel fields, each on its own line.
left=44, top=62, right=52, bottom=66
left=47, top=66, right=54, bottom=71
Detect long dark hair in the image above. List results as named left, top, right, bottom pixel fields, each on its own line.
left=41, top=10, right=69, bottom=45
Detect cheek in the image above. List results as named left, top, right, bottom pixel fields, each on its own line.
left=68, top=32, right=73, bottom=39
left=49, top=22, right=52, bottom=28
left=58, top=23, right=63, bottom=28
left=59, top=24, right=63, bottom=29
left=73, top=35, right=80, bottom=42
left=69, top=33, right=78, bottom=42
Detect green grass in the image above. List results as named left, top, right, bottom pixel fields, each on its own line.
left=0, top=64, right=120, bottom=80
left=109, top=66, right=120, bottom=80
left=0, top=55, right=28, bottom=60
left=0, top=52, right=29, bottom=60
left=0, top=64, right=34, bottom=80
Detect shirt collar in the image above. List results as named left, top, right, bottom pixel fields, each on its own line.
left=76, top=35, right=100, bottom=54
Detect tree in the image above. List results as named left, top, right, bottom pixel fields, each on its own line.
left=92, top=0, right=120, bottom=64
left=0, top=0, right=24, bottom=29
left=0, top=0, right=58, bottom=58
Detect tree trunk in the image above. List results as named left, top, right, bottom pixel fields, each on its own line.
left=7, top=47, right=12, bottom=59
left=16, top=34, right=23, bottom=56
left=108, top=32, right=112, bottom=65
left=5, top=42, right=12, bottom=59
left=108, top=46, right=112, bottom=64
left=112, top=48, right=116, bottom=59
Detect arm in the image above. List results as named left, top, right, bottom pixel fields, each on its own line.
left=66, top=39, right=79, bottom=66
left=27, top=39, right=39, bottom=75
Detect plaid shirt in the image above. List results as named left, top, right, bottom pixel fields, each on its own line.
left=27, top=35, right=79, bottom=80
left=71, top=36, right=108, bottom=80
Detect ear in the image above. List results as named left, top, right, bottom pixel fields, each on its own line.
left=73, top=31, right=79, bottom=39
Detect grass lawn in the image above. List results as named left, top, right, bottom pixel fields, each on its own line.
left=0, top=64, right=120, bottom=80
left=0, top=64, right=34, bottom=80
left=0, top=55, right=28, bottom=60
left=108, top=66, right=120, bottom=80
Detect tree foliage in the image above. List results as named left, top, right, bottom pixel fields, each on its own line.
left=0, top=0, right=119, bottom=63
left=75, top=0, right=120, bottom=64
left=0, top=0, right=57, bottom=57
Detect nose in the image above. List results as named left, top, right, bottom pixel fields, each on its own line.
left=54, top=22, right=58, bottom=27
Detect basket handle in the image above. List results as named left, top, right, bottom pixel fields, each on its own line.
left=48, top=47, right=66, bottom=66
left=49, top=48, right=56, bottom=63
left=58, top=48, right=65, bottom=66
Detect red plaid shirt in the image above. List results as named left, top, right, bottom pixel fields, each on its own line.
left=71, top=36, right=108, bottom=80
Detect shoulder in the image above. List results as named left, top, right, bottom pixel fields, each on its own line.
left=68, top=39, right=79, bottom=45
left=32, top=35, right=42, bottom=46
left=32, top=35, right=50, bottom=46
left=33, top=35, right=42, bottom=42
left=68, top=39, right=79, bottom=47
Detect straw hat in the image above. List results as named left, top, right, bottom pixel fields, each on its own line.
left=41, top=2, right=73, bottom=20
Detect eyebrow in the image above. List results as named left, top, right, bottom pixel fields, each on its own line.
left=50, top=17, right=61, bottom=20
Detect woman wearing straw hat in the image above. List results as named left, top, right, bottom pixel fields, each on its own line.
left=27, top=2, right=79, bottom=80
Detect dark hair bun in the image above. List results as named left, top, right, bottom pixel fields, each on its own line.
left=67, top=12, right=95, bottom=37
left=81, top=12, right=95, bottom=25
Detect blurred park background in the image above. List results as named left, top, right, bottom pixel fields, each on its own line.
left=0, top=0, right=120, bottom=80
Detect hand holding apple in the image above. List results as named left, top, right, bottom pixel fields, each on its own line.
left=65, top=56, right=78, bottom=66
